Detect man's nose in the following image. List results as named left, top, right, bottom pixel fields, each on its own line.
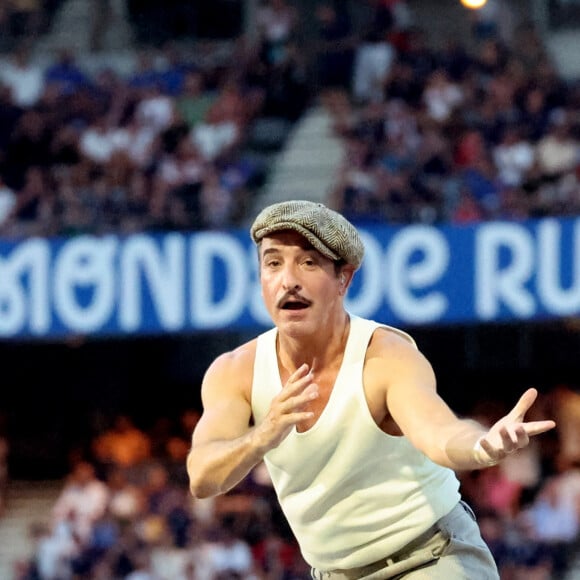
left=281, top=266, right=301, bottom=290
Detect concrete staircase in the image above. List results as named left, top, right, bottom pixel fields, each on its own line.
left=0, top=480, right=62, bottom=580
left=34, top=0, right=133, bottom=55
left=249, top=104, right=344, bottom=217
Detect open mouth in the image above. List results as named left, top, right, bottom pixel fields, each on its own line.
left=278, top=294, right=311, bottom=310
left=281, top=300, right=310, bottom=310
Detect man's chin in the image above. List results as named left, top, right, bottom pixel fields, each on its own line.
left=276, top=306, right=314, bottom=323
left=276, top=310, right=316, bottom=332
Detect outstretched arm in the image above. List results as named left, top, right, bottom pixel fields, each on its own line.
left=373, top=331, right=555, bottom=471
left=187, top=348, right=318, bottom=498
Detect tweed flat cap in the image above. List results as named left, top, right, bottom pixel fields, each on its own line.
left=250, top=200, right=365, bottom=269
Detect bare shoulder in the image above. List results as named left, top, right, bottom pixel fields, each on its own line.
left=365, top=325, right=435, bottom=386
left=367, top=325, right=419, bottom=359
left=203, top=338, right=258, bottom=402
left=194, top=339, right=258, bottom=446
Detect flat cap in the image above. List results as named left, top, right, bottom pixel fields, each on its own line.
left=250, top=200, right=365, bottom=269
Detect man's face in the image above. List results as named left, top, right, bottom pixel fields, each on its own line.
left=258, top=231, right=345, bottom=335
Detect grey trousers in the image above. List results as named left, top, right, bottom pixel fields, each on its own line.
left=310, top=501, right=500, bottom=580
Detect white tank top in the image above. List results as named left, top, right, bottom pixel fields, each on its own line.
left=251, top=315, right=460, bottom=570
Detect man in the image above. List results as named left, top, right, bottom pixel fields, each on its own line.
left=186, top=200, right=556, bottom=579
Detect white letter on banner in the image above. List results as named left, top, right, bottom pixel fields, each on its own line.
left=53, top=236, right=116, bottom=333
left=190, top=233, right=246, bottom=328
left=119, top=233, right=185, bottom=331
left=345, top=231, right=383, bottom=317
left=537, top=219, right=580, bottom=315
left=0, top=240, right=50, bottom=336
left=386, top=226, right=449, bottom=323
left=475, top=223, right=535, bottom=320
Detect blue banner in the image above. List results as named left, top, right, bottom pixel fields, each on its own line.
left=1, top=217, right=579, bottom=340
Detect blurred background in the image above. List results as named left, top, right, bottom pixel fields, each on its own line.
left=1, top=0, right=580, bottom=578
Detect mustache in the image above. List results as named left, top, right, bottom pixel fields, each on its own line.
left=277, top=290, right=312, bottom=308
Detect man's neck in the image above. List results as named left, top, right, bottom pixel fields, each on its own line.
left=276, top=312, right=351, bottom=372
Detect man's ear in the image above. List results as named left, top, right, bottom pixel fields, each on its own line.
left=339, top=266, right=355, bottom=293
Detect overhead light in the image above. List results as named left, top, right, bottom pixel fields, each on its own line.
left=460, top=0, right=487, bottom=8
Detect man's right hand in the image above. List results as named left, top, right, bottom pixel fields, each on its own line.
left=254, top=363, right=319, bottom=452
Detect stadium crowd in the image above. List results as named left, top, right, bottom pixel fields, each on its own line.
left=10, top=385, right=580, bottom=580
left=1, top=0, right=580, bottom=579
left=0, top=1, right=311, bottom=239
left=0, top=0, right=578, bottom=240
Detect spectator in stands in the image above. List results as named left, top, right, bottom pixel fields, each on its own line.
left=520, top=475, right=580, bottom=577
left=78, top=113, right=130, bottom=167
left=153, top=134, right=206, bottom=229
left=438, top=39, right=474, bottom=84
left=517, top=85, right=552, bottom=143
left=383, top=59, right=423, bottom=108
left=52, top=461, right=110, bottom=548
left=256, top=0, right=299, bottom=69
left=191, top=76, right=256, bottom=163
left=450, top=188, right=484, bottom=224
left=118, top=169, right=155, bottom=233
left=473, top=37, right=508, bottom=84
left=476, top=511, right=514, bottom=579
left=535, top=108, right=579, bottom=183
left=492, top=124, right=535, bottom=188
left=351, top=28, right=395, bottom=105
left=3, top=109, right=51, bottom=191
left=198, top=164, right=238, bottom=229
left=465, top=0, right=515, bottom=44
left=166, top=409, right=201, bottom=464
left=412, top=120, right=454, bottom=214
left=484, top=68, right=522, bottom=129
left=133, top=81, right=177, bottom=136
left=421, top=67, right=464, bottom=125
left=6, top=0, right=43, bottom=40
left=382, top=98, right=421, bottom=159
left=313, top=2, right=356, bottom=92
left=194, top=514, right=258, bottom=580
left=140, top=462, right=193, bottom=549
left=24, top=519, right=79, bottom=580
left=460, top=152, right=503, bottom=219
left=511, top=21, right=552, bottom=77
left=252, top=530, right=311, bottom=579
left=471, top=464, right=524, bottom=519
left=44, top=48, right=91, bottom=97
left=0, top=45, right=45, bottom=108
left=497, top=514, right=554, bottom=580
left=175, top=69, right=216, bottom=129
left=0, top=83, right=22, bottom=157
left=329, top=131, right=382, bottom=222
left=49, top=123, right=81, bottom=168
left=92, top=415, right=152, bottom=479
left=123, top=548, right=157, bottom=580
left=152, top=409, right=202, bottom=488
left=9, top=166, right=53, bottom=238
left=396, top=25, right=437, bottom=86
left=258, top=38, right=311, bottom=122
left=547, top=384, right=580, bottom=472
left=52, top=162, right=95, bottom=236
left=106, top=466, right=145, bottom=529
